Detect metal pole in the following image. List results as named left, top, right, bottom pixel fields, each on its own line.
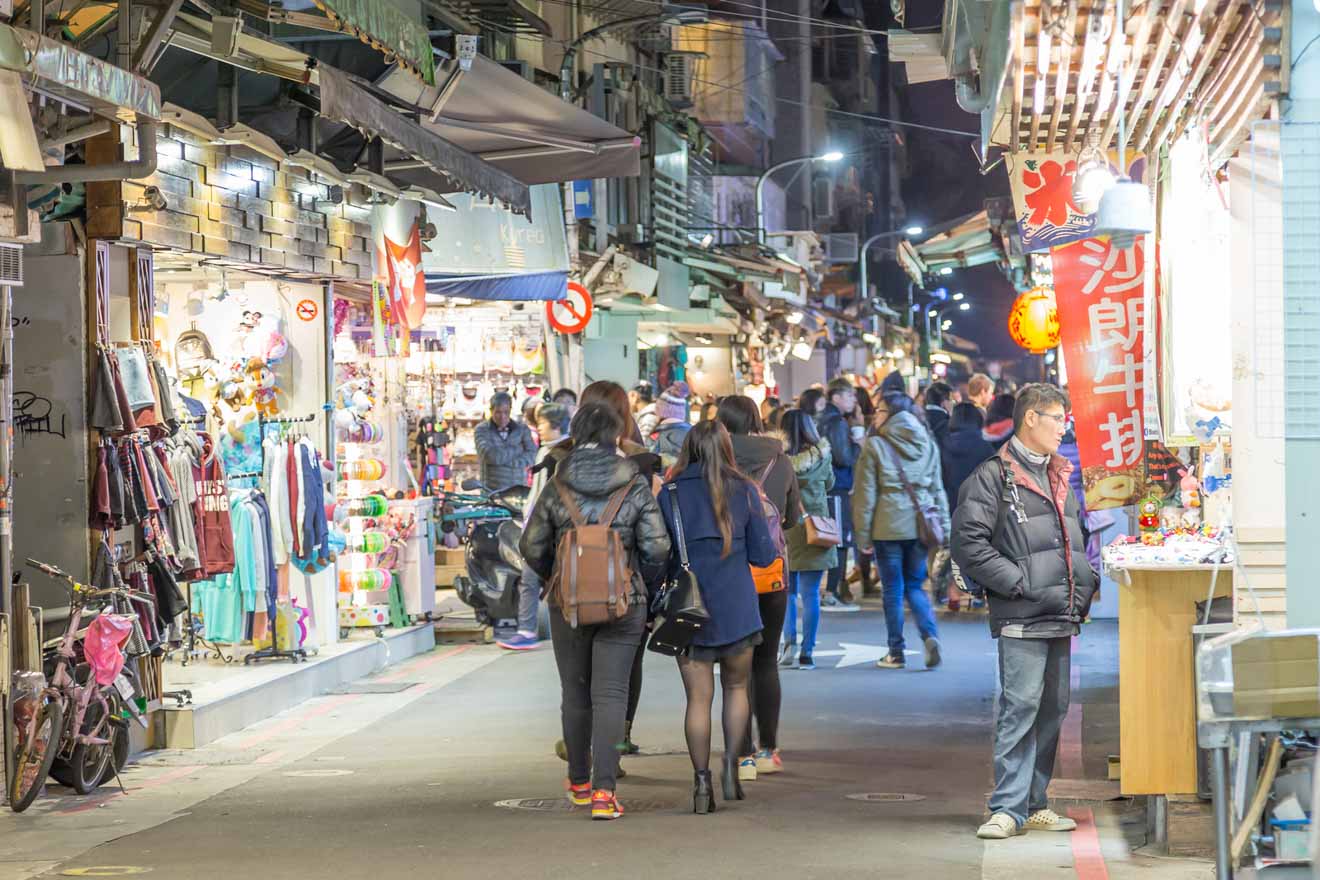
left=0, top=283, right=12, bottom=804
left=756, top=156, right=817, bottom=245
left=1211, top=745, right=1234, bottom=880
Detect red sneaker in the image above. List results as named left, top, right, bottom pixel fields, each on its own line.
left=565, top=780, right=591, bottom=806
left=590, top=789, right=624, bottom=820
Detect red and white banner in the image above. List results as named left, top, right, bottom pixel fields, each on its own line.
left=383, top=221, right=427, bottom=331
left=1052, top=236, right=1149, bottom=510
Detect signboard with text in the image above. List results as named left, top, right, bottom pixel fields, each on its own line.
left=1007, top=151, right=1147, bottom=254
left=1052, top=235, right=1149, bottom=510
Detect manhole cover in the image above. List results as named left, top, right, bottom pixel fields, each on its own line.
left=846, top=792, right=927, bottom=803
left=328, top=682, right=418, bottom=695
left=494, top=797, right=676, bottom=813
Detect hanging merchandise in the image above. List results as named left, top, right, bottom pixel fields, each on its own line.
left=340, top=458, right=386, bottom=482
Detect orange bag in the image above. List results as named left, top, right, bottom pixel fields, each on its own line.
left=752, top=556, right=785, bottom=594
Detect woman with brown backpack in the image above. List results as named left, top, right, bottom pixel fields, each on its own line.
left=520, top=402, right=670, bottom=821
left=658, top=421, right=779, bottom=813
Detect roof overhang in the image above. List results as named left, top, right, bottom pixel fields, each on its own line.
left=0, top=22, right=160, bottom=122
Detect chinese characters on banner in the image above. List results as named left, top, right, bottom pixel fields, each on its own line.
left=1052, top=236, right=1148, bottom=510
left=1006, top=152, right=1148, bottom=253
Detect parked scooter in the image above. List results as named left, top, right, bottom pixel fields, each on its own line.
left=445, top=479, right=550, bottom=639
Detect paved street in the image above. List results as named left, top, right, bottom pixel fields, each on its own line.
left=1, top=610, right=1213, bottom=880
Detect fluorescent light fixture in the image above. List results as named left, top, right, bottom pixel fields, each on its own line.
left=942, top=320, right=952, bottom=330
left=862, top=332, right=880, bottom=344
left=959, top=302, right=970, bottom=311
left=786, top=311, right=805, bottom=325
left=694, top=335, right=712, bottom=344
left=930, top=353, right=952, bottom=365
left=1037, top=28, right=1052, bottom=76
left=1033, top=77, right=1047, bottom=116
left=791, top=340, right=814, bottom=360
left=938, top=267, right=954, bottom=276
left=928, top=309, right=938, bottom=317
left=818, top=151, right=844, bottom=162
left=952, top=292, right=965, bottom=301
left=904, top=225, right=924, bottom=236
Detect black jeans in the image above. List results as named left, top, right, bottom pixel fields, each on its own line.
left=741, top=589, right=788, bottom=755
left=549, top=603, right=646, bottom=791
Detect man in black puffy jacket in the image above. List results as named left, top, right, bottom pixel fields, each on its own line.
left=951, top=384, right=1099, bottom=841
left=817, top=378, right=865, bottom=606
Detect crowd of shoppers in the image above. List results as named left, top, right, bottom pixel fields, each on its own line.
left=474, top=369, right=1091, bottom=838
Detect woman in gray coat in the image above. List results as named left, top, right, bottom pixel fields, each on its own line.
left=852, top=394, right=950, bottom=671
left=779, top=409, right=836, bottom=672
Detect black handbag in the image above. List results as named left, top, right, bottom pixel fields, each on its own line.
left=647, top=483, right=710, bottom=656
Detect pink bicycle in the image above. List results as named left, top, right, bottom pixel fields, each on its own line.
left=8, top=558, right=152, bottom=811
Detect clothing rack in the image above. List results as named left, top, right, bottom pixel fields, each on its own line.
left=243, top=413, right=318, bottom=666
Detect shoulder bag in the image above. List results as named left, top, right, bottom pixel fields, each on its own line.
left=751, top=461, right=787, bottom=593
left=879, top=435, right=946, bottom=550
left=647, top=483, right=710, bottom=656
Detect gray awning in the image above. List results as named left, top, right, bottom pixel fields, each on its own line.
left=318, top=64, right=530, bottom=215
left=0, top=23, right=160, bottom=122
left=376, top=54, right=640, bottom=186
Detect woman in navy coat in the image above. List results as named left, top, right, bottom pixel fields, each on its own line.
left=658, top=421, right=778, bottom=812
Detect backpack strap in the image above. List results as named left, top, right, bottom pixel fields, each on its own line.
left=553, top=477, right=587, bottom=527
left=600, top=482, right=631, bottom=527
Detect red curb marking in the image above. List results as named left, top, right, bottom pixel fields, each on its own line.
left=58, top=765, right=205, bottom=815
left=1067, top=807, right=1110, bottom=880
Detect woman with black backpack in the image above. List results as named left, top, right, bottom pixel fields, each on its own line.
left=659, top=420, right=779, bottom=813
left=520, top=402, right=670, bottom=821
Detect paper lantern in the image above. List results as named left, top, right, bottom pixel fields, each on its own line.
left=1007, top=286, right=1060, bottom=354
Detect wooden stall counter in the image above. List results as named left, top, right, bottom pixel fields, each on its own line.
left=1113, top=563, right=1231, bottom=796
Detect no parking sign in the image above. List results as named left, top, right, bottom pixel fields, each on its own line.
left=546, top=281, right=593, bottom=335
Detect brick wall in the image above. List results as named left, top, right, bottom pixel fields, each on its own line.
left=123, top=126, right=374, bottom=280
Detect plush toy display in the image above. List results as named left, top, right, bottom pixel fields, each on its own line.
left=244, top=357, right=284, bottom=417
left=1137, top=495, right=1162, bottom=532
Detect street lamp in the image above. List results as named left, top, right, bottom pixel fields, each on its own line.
left=929, top=300, right=970, bottom=347
left=755, top=151, right=844, bottom=243
left=858, top=225, right=925, bottom=312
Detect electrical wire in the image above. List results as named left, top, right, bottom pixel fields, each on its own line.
left=519, top=0, right=893, bottom=36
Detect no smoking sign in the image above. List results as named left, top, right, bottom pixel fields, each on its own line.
left=545, top=282, right=593, bottom=335
left=296, top=299, right=319, bottom=322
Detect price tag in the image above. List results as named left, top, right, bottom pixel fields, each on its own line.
left=113, top=674, right=135, bottom=701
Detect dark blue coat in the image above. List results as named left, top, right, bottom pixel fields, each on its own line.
left=658, top=464, right=779, bottom=648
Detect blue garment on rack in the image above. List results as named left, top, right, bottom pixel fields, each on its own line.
left=294, top=440, right=330, bottom=571
left=191, top=491, right=261, bottom=643
left=249, top=490, right=279, bottom=622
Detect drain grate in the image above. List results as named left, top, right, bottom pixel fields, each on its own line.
left=328, top=682, right=418, bottom=695
left=846, top=792, right=927, bottom=803
left=495, top=797, right=677, bottom=813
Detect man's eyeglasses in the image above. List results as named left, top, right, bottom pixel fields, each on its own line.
left=1032, top=410, right=1068, bottom=425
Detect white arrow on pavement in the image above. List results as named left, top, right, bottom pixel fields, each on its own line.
left=810, top=643, right=920, bottom=669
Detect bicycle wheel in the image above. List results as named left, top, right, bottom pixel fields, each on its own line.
left=9, top=699, right=64, bottom=812
left=64, top=697, right=114, bottom=795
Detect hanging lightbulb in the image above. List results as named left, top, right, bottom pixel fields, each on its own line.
left=1072, top=131, right=1116, bottom=214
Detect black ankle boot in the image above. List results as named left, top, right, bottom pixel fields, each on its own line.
left=693, top=771, right=715, bottom=814
left=720, top=755, right=745, bottom=801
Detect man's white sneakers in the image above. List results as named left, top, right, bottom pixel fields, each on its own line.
left=977, top=813, right=1022, bottom=839
left=1024, top=809, right=1078, bottom=832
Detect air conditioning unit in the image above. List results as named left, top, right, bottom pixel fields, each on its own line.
left=821, top=233, right=859, bottom=264
left=499, top=60, right=533, bottom=81
left=812, top=176, right=835, bottom=219
left=663, top=52, right=699, bottom=110
left=0, top=243, right=21, bottom=285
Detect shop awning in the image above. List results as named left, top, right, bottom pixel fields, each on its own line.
left=426, top=269, right=566, bottom=302
left=318, top=64, right=531, bottom=215
left=897, top=211, right=1004, bottom=282
left=376, top=55, right=641, bottom=186
left=294, top=0, right=434, bottom=85
left=0, top=22, right=160, bottom=122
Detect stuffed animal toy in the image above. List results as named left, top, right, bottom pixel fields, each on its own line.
left=244, top=357, right=283, bottom=417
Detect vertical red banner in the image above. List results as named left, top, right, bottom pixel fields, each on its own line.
left=1052, top=236, right=1148, bottom=510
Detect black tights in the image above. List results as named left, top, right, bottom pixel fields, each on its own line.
left=626, top=636, right=645, bottom=723
left=741, top=592, right=787, bottom=755
left=677, top=648, right=754, bottom=773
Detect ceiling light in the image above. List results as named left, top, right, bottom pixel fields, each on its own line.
left=952, top=292, right=965, bottom=301
left=938, top=267, right=954, bottom=276
left=786, top=311, right=804, bottom=325
left=694, top=335, right=712, bottom=344
left=1072, top=131, right=1117, bottom=214
left=928, top=309, right=938, bottom=317
left=959, top=302, right=970, bottom=310
left=862, top=332, right=880, bottom=344
left=942, top=320, right=952, bottom=330
left=818, top=151, right=844, bottom=162
left=1033, top=77, right=1047, bottom=116
left=904, top=225, right=924, bottom=236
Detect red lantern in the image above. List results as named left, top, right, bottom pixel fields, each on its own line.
left=1007, top=286, right=1060, bottom=354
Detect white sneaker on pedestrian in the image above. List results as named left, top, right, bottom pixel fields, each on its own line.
left=778, top=642, right=797, bottom=667
left=977, top=813, right=1022, bottom=839
left=1024, top=809, right=1077, bottom=832
left=821, top=594, right=860, bottom=613
left=923, top=636, right=942, bottom=669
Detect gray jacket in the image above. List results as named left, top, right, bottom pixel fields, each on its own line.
left=851, top=410, right=950, bottom=543
left=474, top=418, right=537, bottom=492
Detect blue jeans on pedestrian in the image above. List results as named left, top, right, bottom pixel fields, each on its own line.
left=874, top=539, right=937, bottom=655
left=989, top=636, right=1071, bottom=826
left=783, top=569, right=824, bottom=657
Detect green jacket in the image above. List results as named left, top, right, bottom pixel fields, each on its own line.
left=785, top=439, right=838, bottom=572
left=852, top=411, right=951, bottom=544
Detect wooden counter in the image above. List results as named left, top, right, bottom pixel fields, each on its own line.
left=1115, top=564, right=1231, bottom=795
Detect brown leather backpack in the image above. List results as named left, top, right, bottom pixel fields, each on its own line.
left=546, top=477, right=634, bottom=627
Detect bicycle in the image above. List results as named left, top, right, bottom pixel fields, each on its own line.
left=8, top=558, right=153, bottom=811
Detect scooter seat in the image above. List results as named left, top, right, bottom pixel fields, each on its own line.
left=496, top=520, right=523, bottom=571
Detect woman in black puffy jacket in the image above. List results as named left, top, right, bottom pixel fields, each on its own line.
left=520, top=402, right=671, bottom=821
